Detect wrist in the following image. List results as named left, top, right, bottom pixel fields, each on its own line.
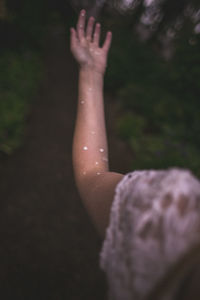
left=79, top=66, right=104, bottom=88
left=79, top=65, right=105, bottom=77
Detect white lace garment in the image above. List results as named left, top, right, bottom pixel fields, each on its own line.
left=99, top=168, right=200, bottom=300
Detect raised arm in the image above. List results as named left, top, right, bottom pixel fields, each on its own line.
left=70, top=9, right=124, bottom=238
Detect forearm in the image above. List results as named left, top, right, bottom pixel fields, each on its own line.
left=72, top=67, right=109, bottom=186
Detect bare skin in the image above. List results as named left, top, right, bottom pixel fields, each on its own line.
left=70, top=9, right=112, bottom=74
left=70, top=9, right=124, bottom=238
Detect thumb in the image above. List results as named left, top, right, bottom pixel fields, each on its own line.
left=70, top=27, right=78, bottom=50
left=102, top=31, right=112, bottom=53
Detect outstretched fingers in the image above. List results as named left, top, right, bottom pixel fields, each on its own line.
left=93, top=23, right=101, bottom=46
left=102, top=31, right=112, bottom=53
left=77, top=9, right=86, bottom=40
left=86, top=16, right=95, bottom=42
left=73, top=9, right=112, bottom=54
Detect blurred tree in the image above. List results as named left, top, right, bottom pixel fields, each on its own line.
left=0, top=0, right=7, bottom=20
left=103, top=16, right=200, bottom=177
left=69, top=0, right=200, bottom=46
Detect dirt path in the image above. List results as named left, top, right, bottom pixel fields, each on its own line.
left=0, top=23, right=133, bottom=299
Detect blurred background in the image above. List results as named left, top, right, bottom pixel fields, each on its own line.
left=0, top=0, right=200, bottom=299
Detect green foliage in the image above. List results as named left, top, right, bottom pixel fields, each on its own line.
left=106, top=24, right=200, bottom=177
left=0, top=51, right=42, bottom=154
left=105, top=25, right=167, bottom=91
left=116, top=111, right=146, bottom=139
left=0, top=0, right=48, bottom=156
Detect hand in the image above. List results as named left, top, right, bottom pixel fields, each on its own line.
left=70, top=9, right=112, bottom=75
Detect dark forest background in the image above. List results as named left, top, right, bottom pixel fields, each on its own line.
left=0, top=1, right=200, bottom=299
left=1, top=0, right=200, bottom=176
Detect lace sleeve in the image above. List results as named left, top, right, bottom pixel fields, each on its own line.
left=99, top=168, right=200, bottom=300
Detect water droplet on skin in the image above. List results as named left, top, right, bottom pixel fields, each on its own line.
left=97, top=172, right=101, bottom=175
left=102, top=157, right=108, bottom=162
left=83, top=146, right=88, bottom=150
left=81, top=101, right=85, bottom=104
left=80, top=25, right=83, bottom=28
left=95, top=162, right=99, bottom=165
left=83, top=171, right=86, bottom=175
left=99, top=148, right=104, bottom=152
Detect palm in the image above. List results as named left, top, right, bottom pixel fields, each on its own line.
left=70, top=9, right=112, bottom=75
left=73, top=40, right=107, bottom=74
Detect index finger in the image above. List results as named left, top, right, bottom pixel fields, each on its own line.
left=77, top=9, right=86, bottom=40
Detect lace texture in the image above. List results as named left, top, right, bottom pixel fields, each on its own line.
left=99, top=168, right=200, bottom=300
